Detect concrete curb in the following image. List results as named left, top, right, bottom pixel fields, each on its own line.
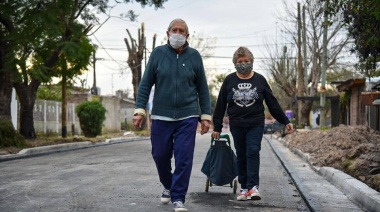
left=0, top=136, right=149, bottom=162
left=319, top=167, right=380, bottom=212
left=275, top=135, right=380, bottom=212
left=18, top=141, right=94, bottom=155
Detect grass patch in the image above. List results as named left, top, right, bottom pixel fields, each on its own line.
left=342, top=159, right=356, bottom=176
left=133, top=129, right=150, bottom=137
left=0, top=120, right=28, bottom=148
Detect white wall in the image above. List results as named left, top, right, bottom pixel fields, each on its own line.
left=10, top=88, right=17, bottom=129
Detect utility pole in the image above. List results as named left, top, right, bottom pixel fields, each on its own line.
left=91, top=50, right=103, bottom=95
left=152, top=33, right=156, bottom=49
left=91, top=51, right=98, bottom=95
left=297, top=2, right=305, bottom=128
left=302, top=5, right=308, bottom=93
left=111, top=73, right=114, bottom=95
left=320, top=0, right=329, bottom=129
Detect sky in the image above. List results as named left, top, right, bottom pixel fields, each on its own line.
left=80, top=0, right=298, bottom=96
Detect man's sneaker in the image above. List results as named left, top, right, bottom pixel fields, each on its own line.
left=173, top=201, right=188, bottom=212
left=161, top=188, right=171, bottom=204
left=246, top=185, right=261, bottom=200
left=236, top=189, right=248, bottom=201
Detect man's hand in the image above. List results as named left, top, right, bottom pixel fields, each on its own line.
left=211, top=131, right=221, bottom=140
left=200, top=120, right=211, bottom=135
left=133, top=114, right=144, bottom=129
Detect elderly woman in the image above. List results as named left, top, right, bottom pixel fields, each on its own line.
left=211, top=46, right=293, bottom=201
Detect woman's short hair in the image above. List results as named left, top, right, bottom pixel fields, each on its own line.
left=167, top=18, right=189, bottom=34
left=232, top=47, right=254, bottom=64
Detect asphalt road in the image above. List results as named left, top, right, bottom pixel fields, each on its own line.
left=0, top=133, right=309, bottom=212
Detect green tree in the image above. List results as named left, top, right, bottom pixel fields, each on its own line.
left=55, top=35, right=94, bottom=138
left=325, top=0, right=380, bottom=77
left=0, top=0, right=168, bottom=139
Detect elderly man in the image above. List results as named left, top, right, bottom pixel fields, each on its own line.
left=133, top=18, right=211, bottom=212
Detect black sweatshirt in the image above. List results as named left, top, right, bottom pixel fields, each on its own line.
left=212, top=72, right=290, bottom=132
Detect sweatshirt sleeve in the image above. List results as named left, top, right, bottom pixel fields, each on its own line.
left=212, top=79, right=228, bottom=132
left=263, top=79, right=290, bottom=125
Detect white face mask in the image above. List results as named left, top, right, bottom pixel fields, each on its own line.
left=169, top=33, right=186, bottom=49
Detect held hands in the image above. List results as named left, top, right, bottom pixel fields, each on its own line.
left=133, top=114, right=144, bottom=129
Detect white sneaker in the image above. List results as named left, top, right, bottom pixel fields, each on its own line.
left=173, top=201, right=188, bottom=212
left=161, top=188, right=171, bottom=204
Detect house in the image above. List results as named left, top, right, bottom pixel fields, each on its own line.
left=337, top=78, right=380, bottom=131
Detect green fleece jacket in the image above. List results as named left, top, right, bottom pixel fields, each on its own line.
left=135, top=42, right=211, bottom=120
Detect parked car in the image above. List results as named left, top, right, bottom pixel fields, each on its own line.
left=273, top=120, right=285, bottom=133
left=264, top=119, right=274, bottom=134
left=264, top=119, right=285, bottom=134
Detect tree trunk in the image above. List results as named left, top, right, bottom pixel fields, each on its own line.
left=62, top=64, right=67, bottom=138
left=14, top=79, right=40, bottom=139
left=13, top=45, right=60, bottom=139
left=0, top=30, right=13, bottom=122
left=297, top=3, right=306, bottom=128
left=125, top=23, right=145, bottom=101
left=19, top=104, right=36, bottom=139
left=132, top=67, right=142, bottom=101
left=0, top=71, right=13, bottom=121
left=301, top=100, right=313, bottom=126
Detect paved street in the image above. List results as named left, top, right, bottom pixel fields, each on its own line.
left=0, top=133, right=309, bottom=212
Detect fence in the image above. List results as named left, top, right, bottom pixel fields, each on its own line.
left=32, top=100, right=82, bottom=135
left=10, top=93, right=136, bottom=136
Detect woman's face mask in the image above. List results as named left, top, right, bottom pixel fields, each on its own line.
left=169, top=33, right=186, bottom=49
left=235, top=63, right=253, bottom=75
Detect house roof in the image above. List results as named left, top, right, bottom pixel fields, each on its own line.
left=372, top=80, right=380, bottom=90
left=336, top=79, right=365, bottom=92
left=121, top=98, right=135, bottom=104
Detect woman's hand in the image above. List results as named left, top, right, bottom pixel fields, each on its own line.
left=211, top=131, right=221, bottom=140
left=286, top=123, right=294, bottom=134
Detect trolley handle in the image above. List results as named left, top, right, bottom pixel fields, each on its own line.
left=210, top=134, right=231, bottom=146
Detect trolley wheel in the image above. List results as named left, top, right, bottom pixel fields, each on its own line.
left=233, top=180, right=238, bottom=194
left=205, top=179, right=210, bottom=192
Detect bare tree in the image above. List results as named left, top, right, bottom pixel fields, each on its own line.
left=262, top=44, right=298, bottom=118
left=263, top=0, right=351, bottom=126
left=124, top=23, right=145, bottom=101
left=188, top=31, right=216, bottom=59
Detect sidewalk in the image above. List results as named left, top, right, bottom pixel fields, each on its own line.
left=266, top=135, right=380, bottom=212
left=1, top=134, right=379, bottom=212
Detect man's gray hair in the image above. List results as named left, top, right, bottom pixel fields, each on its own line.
left=232, top=47, right=254, bottom=64
left=167, top=18, right=189, bottom=34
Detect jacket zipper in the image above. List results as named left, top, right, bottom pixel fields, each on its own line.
left=175, top=53, right=179, bottom=118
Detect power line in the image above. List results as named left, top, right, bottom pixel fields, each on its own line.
left=93, top=35, right=128, bottom=68
left=96, top=42, right=294, bottom=50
